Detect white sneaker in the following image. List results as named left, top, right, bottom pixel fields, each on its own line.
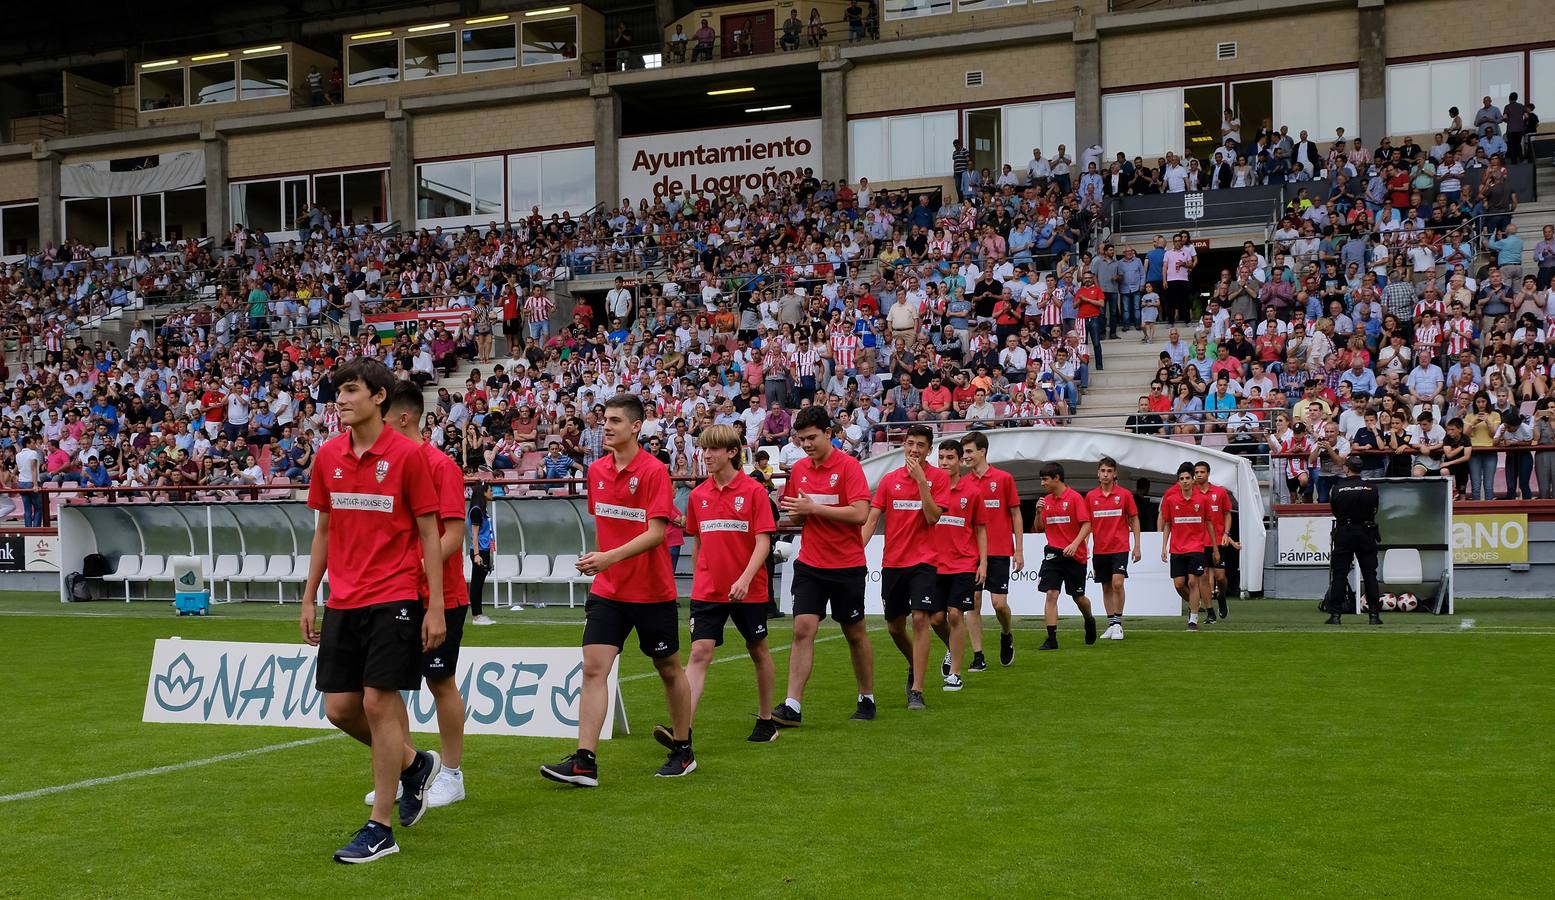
left=1101, top=623, right=1119, bottom=640
left=427, top=767, right=465, bottom=808
left=1111, top=626, right=1125, bottom=640
left=363, top=783, right=404, bottom=805
left=471, top=614, right=496, bottom=626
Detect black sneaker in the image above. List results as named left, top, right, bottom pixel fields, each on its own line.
left=851, top=697, right=876, bottom=721
left=771, top=702, right=802, bottom=728
left=1368, top=612, right=1383, bottom=626
left=398, top=749, right=441, bottom=827
left=1039, top=634, right=1058, bottom=651
left=748, top=718, right=780, bottom=742
left=652, top=723, right=674, bottom=749
left=999, top=633, right=1014, bottom=666
left=1186, top=621, right=1199, bottom=631
left=333, top=820, right=398, bottom=864
left=905, top=668, right=914, bottom=701
left=968, top=652, right=988, bottom=672
left=540, top=752, right=599, bottom=787
left=1324, top=614, right=1342, bottom=625
left=941, top=651, right=952, bottom=678
left=1205, top=608, right=1217, bottom=624
left=1217, top=592, right=1229, bottom=619
left=1083, top=615, right=1098, bottom=645
left=906, top=690, right=926, bottom=710
left=655, top=746, right=697, bottom=778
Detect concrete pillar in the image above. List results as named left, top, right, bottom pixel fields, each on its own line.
left=1357, top=0, right=1386, bottom=146
left=654, top=0, right=676, bottom=34
left=201, top=130, right=228, bottom=239
left=592, top=80, right=621, bottom=208
left=33, top=147, right=61, bottom=247
left=1073, top=26, right=1102, bottom=153
left=820, top=53, right=852, bottom=184
left=387, top=109, right=414, bottom=228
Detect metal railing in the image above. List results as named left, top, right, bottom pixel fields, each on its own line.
left=584, top=15, right=882, bottom=74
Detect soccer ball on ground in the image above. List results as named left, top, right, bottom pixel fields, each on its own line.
left=1396, top=592, right=1419, bottom=612
left=1379, top=593, right=1398, bottom=611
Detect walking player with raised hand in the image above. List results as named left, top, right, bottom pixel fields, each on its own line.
left=1085, top=456, right=1141, bottom=640
left=959, top=431, right=1024, bottom=667
left=1033, top=462, right=1098, bottom=650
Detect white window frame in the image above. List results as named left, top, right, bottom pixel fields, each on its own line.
left=459, top=23, right=518, bottom=74
left=237, top=51, right=291, bottom=102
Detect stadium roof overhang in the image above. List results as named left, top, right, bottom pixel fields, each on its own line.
left=860, top=427, right=1267, bottom=591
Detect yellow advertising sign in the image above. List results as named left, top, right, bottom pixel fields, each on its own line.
left=1451, top=514, right=1529, bottom=565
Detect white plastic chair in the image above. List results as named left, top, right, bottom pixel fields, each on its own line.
left=1381, top=548, right=1423, bottom=584
left=101, top=555, right=142, bottom=602
left=539, top=554, right=591, bottom=608
left=264, top=555, right=294, bottom=603
left=209, top=555, right=241, bottom=604
left=135, top=555, right=168, bottom=601
left=518, top=554, right=552, bottom=608
left=224, top=554, right=267, bottom=602
left=492, top=554, right=520, bottom=609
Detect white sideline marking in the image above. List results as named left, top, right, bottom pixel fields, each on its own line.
left=0, top=623, right=860, bottom=803
left=0, top=735, right=340, bottom=804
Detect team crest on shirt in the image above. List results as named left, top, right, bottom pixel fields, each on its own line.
left=374, top=460, right=389, bottom=483
left=959, top=497, right=968, bottom=509
left=734, top=495, right=746, bottom=511
left=629, top=476, right=640, bottom=494
left=333, top=467, right=343, bottom=479
left=989, top=481, right=997, bottom=492
left=829, top=473, right=838, bottom=487
left=597, top=480, right=605, bottom=490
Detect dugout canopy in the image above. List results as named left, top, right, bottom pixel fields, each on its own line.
left=859, top=427, right=1268, bottom=592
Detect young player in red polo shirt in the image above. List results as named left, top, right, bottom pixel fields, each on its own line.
left=773, top=406, right=876, bottom=726
left=1086, top=456, right=1141, bottom=641
left=541, top=394, right=693, bottom=787
left=862, top=424, right=950, bottom=710
left=932, top=439, right=986, bottom=692
left=1034, top=462, right=1097, bottom=650
left=1160, top=462, right=1220, bottom=631
left=959, top=431, right=1023, bottom=668
left=656, top=424, right=779, bottom=745
left=299, top=359, right=446, bottom=864
left=1193, top=460, right=1238, bottom=621
left=364, top=382, right=470, bottom=808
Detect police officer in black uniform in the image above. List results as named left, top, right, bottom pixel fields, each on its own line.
left=1324, top=456, right=1382, bottom=625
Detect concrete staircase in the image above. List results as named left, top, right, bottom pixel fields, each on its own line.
left=1082, top=332, right=1164, bottom=428
left=1509, top=162, right=1555, bottom=270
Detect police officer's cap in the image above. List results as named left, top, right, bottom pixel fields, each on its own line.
left=1345, top=455, right=1364, bottom=475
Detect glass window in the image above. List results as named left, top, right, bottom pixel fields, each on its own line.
left=138, top=70, right=185, bottom=111
left=189, top=61, right=238, bottom=104
left=883, top=0, right=951, bottom=20
left=473, top=157, right=504, bottom=217
left=64, top=197, right=109, bottom=247
left=956, top=0, right=1025, bottom=9
left=461, top=24, right=517, bottom=73
left=848, top=119, right=883, bottom=182
left=239, top=54, right=290, bottom=100
left=313, top=174, right=344, bottom=219
left=522, top=18, right=577, bottom=66
left=418, top=161, right=474, bottom=219
left=508, top=147, right=595, bottom=218
left=164, top=187, right=205, bottom=241
left=347, top=40, right=399, bottom=87
left=341, top=170, right=387, bottom=225
left=1, top=203, right=40, bottom=257
left=507, top=155, right=541, bottom=217
left=232, top=180, right=282, bottom=232
left=138, top=194, right=164, bottom=242
left=405, top=33, right=457, bottom=79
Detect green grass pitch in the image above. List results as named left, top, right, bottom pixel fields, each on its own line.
left=1, top=594, right=1552, bottom=899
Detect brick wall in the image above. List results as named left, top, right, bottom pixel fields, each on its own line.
left=848, top=40, right=1075, bottom=115
left=1385, top=0, right=1535, bottom=58
left=60, top=141, right=200, bottom=166
left=228, top=121, right=389, bottom=178
left=887, top=2, right=1075, bottom=41
left=1101, top=8, right=1360, bottom=90
left=0, top=159, right=35, bottom=203
left=412, top=98, right=593, bottom=159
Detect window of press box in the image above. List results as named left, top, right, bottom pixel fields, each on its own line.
left=190, top=61, right=238, bottom=104
left=347, top=39, right=400, bottom=87
left=239, top=54, right=290, bottom=100
left=404, top=32, right=458, bottom=79
left=462, top=24, right=518, bottom=72
left=313, top=170, right=389, bottom=226
left=522, top=18, right=577, bottom=67
left=883, top=0, right=951, bottom=20
left=139, top=69, right=186, bottom=110
left=417, top=158, right=503, bottom=220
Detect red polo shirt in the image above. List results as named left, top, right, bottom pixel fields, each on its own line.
left=1037, top=487, right=1091, bottom=562
left=872, top=463, right=951, bottom=569
left=921, top=385, right=952, bottom=413
left=1076, top=284, right=1104, bottom=319
left=934, top=475, right=983, bottom=574
left=686, top=471, right=776, bottom=603
left=1195, top=483, right=1232, bottom=545
left=420, top=442, right=469, bottom=609
left=586, top=448, right=677, bottom=602
left=1161, top=487, right=1212, bottom=554
left=965, top=465, right=1020, bottom=556
left=308, top=426, right=438, bottom=610
left=782, top=447, right=870, bottom=569
left=1084, top=485, right=1138, bottom=555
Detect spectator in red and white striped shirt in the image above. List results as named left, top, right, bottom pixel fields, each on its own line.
left=789, top=336, right=821, bottom=402
left=524, top=289, right=555, bottom=344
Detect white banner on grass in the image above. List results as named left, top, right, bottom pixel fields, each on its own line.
left=781, top=533, right=1186, bottom=617
left=143, top=639, right=626, bottom=738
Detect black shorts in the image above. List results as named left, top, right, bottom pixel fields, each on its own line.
left=883, top=563, right=937, bottom=619
left=1092, top=552, right=1129, bottom=582
left=1170, top=552, right=1208, bottom=579
left=317, top=599, right=424, bottom=693
left=421, top=603, right=469, bottom=681
left=792, top=562, right=867, bottom=623
left=581, top=594, right=680, bottom=658
left=1036, top=549, right=1087, bottom=597
left=1208, top=544, right=1228, bottom=569
left=981, top=555, right=1012, bottom=594
left=936, top=571, right=977, bottom=612
left=689, top=600, right=770, bottom=646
